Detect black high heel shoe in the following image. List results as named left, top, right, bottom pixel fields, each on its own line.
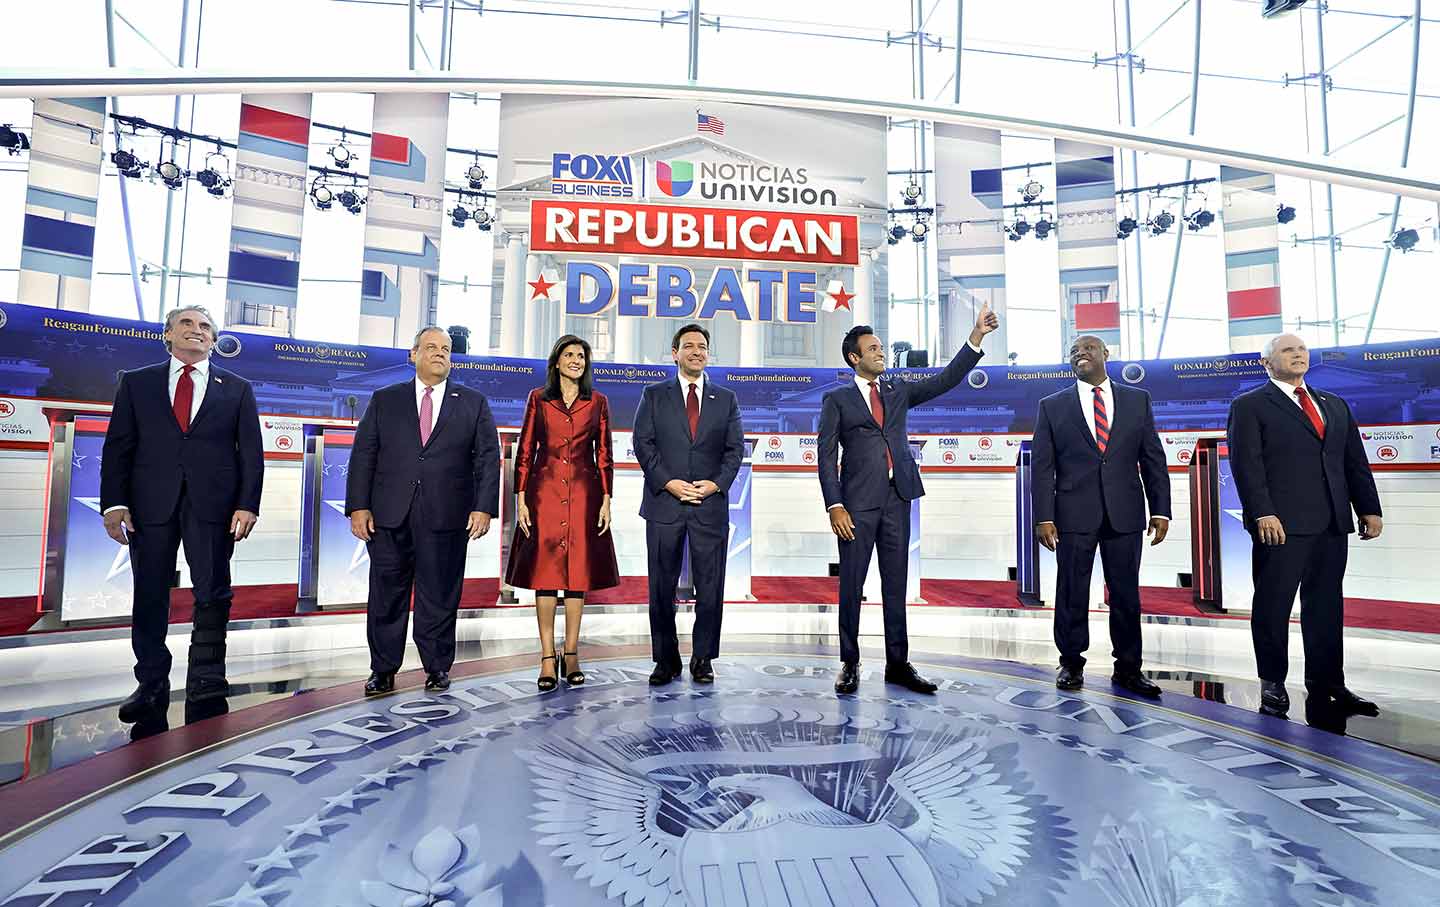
left=563, top=651, right=586, bottom=686
left=537, top=654, right=559, bottom=692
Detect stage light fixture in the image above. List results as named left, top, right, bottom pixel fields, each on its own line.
left=0, top=124, right=30, bottom=155
left=1150, top=211, right=1175, bottom=235
left=911, top=218, right=929, bottom=242
left=310, top=177, right=334, bottom=211
left=473, top=208, right=493, bottom=231
left=1011, top=217, right=1031, bottom=237
left=195, top=151, right=232, bottom=197
left=156, top=160, right=185, bottom=190
left=450, top=204, right=471, bottom=228
left=902, top=180, right=923, bottom=204
left=1117, top=215, right=1138, bottom=239
left=1021, top=179, right=1044, bottom=203
left=1033, top=215, right=1054, bottom=240
left=337, top=188, right=364, bottom=214
left=466, top=161, right=487, bottom=190
left=1277, top=204, right=1296, bottom=224
left=1185, top=209, right=1215, bottom=231
left=111, top=148, right=144, bottom=178
left=328, top=136, right=353, bottom=169
left=889, top=223, right=907, bottom=241
left=1389, top=227, right=1420, bottom=253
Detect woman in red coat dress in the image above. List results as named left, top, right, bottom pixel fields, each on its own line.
left=505, top=334, right=620, bottom=691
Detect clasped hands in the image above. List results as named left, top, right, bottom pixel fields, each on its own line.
left=666, top=479, right=719, bottom=505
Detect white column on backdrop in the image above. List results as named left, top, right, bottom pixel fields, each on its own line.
left=499, top=233, right=527, bottom=357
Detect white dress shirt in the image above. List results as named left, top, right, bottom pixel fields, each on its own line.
left=416, top=377, right=447, bottom=433
left=105, top=356, right=211, bottom=515
left=678, top=372, right=705, bottom=416
left=1077, top=377, right=1115, bottom=442
left=1272, top=377, right=1325, bottom=426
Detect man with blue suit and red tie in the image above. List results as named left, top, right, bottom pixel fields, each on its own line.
left=101, top=306, right=263, bottom=726
left=632, top=323, right=745, bottom=687
left=346, top=327, right=500, bottom=696
left=1031, top=334, right=1171, bottom=699
left=1226, top=333, right=1382, bottom=719
left=820, top=302, right=999, bottom=695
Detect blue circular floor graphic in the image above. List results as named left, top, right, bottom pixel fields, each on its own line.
left=1, top=655, right=1437, bottom=907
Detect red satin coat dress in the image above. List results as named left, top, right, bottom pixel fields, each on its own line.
left=504, top=388, right=620, bottom=592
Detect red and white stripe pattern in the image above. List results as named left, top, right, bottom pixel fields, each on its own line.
left=1093, top=386, right=1109, bottom=454
left=697, top=112, right=726, bottom=135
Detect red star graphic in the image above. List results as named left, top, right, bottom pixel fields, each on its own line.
left=829, top=285, right=855, bottom=311
left=528, top=273, right=557, bottom=301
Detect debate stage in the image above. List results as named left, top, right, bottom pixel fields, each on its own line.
left=1, top=637, right=1436, bottom=907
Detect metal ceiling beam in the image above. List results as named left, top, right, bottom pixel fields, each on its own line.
left=1363, top=1, right=1423, bottom=343
left=1155, top=0, right=1202, bottom=359
left=3, top=72, right=1438, bottom=202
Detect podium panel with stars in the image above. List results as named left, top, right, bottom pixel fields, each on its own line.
left=1, top=650, right=1435, bottom=906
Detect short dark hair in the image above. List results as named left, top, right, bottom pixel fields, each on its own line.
left=672, top=323, right=710, bottom=350
left=411, top=325, right=450, bottom=350
left=542, top=334, right=594, bottom=400
left=842, top=324, right=875, bottom=370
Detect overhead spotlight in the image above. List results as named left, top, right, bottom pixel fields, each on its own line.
left=156, top=160, right=185, bottom=190
left=889, top=223, right=907, bottom=242
left=195, top=151, right=231, bottom=197
left=911, top=218, right=929, bottom=242
left=1117, top=215, right=1138, bottom=239
left=328, top=136, right=354, bottom=169
left=111, top=148, right=145, bottom=178
left=466, top=161, right=487, bottom=190
left=1185, top=209, right=1215, bottom=231
left=1020, top=179, right=1044, bottom=203
left=1262, top=0, right=1307, bottom=18
left=310, top=177, right=333, bottom=211
left=337, top=188, right=364, bottom=214
left=1276, top=204, right=1296, bottom=224
left=450, top=204, right=471, bottom=228
left=1011, top=216, right=1031, bottom=237
left=901, top=180, right=923, bottom=204
left=0, top=124, right=30, bottom=155
left=1033, top=215, right=1054, bottom=240
left=1389, top=227, right=1420, bottom=253
left=473, top=207, right=493, bottom=231
left=1149, top=210, right=1175, bottom=235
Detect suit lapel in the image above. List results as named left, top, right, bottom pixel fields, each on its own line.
left=187, top=365, right=222, bottom=431
left=403, top=382, right=425, bottom=447
left=1263, top=382, right=1321, bottom=441
left=694, top=384, right=723, bottom=445
left=1065, top=387, right=1099, bottom=453
left=424, top=384, right=460, bottom=449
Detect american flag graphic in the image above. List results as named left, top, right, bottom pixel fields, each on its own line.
left=697, top=112, right=726, bottom=136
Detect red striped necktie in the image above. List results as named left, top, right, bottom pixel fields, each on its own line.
left=1093, top=385, right=1109, bottom=454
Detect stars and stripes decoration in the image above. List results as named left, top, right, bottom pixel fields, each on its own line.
left=697, top=112, right=726, bottom=136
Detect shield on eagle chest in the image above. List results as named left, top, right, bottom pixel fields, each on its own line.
left=676, top=818, right=939, bottom=907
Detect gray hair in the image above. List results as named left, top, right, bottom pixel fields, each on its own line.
left=411, top=325, right=451, bottom=350
left=1262, top=334, right=1301, bottom=360
left=162, top=306, right=217, bottom=351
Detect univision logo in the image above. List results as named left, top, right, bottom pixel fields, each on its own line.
left=656, top=160, right=694, bottom=197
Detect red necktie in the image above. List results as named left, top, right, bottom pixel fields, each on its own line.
left=1092, top=386, right=1109, bottom=454
left=419, top=385, right=434, bottom=445
left=1295, top=387, right=1325, bottom=438
left=686, top=383, right=700, bottom=439
left=173, top=365, right=195, bottom=433
left=869, top=381, right=893, bottom=471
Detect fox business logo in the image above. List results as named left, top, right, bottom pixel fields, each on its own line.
left=799, top=437, right=818, bottom=448
left=552, top=153, right=635, bottom=198
left=1431, top=445, right=1440, bottom=460
left=937, top=437, right=961, bottom=448
left=763, top=450, right=786, bottom=461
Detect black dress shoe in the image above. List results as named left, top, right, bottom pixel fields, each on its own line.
left=118, top=681, right=169, bottom=724
left=690, top=658, right=715, bottom=684
left=1112, top=670, right=1162, bottom=699
left=425, top=670, right=451, bottom=692
left=649, top=663, right=680, bottom=686
left=185, top=696, right=229, bottom=725
left=1055, top=666, right=1084, bottom=691
left=364, top=672, right=396, bottom=696
left=884, top=662, right=938, bottom=694
left=1327, top=687, right=1379, bottom=717
left=1260, top=680, right=1290, bottom=717
left=835, top=662, right=860, bottom=695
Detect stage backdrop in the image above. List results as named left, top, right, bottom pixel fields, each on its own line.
left=490, top=94, right=889, bottom=367
left=1, top=304, right=1438, bottom=470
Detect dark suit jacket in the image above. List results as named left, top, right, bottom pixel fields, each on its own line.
left=1031, top=382, right=1171, bottom=534
left=100, top=361, right=263, bottom=525
left=631, top=377, right=744, bottom=524
left=345, top=379, right=500, bottom=531
left=817, top=345, right=983, bottom=512
left=1225, top=381, right=1381, bottom=535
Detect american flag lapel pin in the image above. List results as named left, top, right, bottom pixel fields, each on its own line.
left=214, top=377, right=223, bottom=384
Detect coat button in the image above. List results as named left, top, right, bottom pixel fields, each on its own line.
left=561, top=521, right=567, bottom=527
